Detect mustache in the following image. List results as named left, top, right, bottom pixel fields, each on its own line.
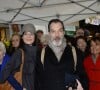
left=54, top=37, right=63, bottom=40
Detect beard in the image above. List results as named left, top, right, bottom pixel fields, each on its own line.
left=51, top=37, right=63, bottom=47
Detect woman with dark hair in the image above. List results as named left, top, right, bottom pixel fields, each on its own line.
left=84, top=37, right=100, bottom=90
left=75, top=36, right=89, bottom=90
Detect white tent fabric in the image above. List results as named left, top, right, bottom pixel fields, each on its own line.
left=0, top=0, right=100, bottom=26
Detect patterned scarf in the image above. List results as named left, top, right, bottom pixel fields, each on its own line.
left=48, top=38, right=66, bottom=62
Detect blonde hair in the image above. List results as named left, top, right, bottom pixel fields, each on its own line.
left=0, top=41, right=6, bottom=54
left=40, top=34, right=49, bottom=45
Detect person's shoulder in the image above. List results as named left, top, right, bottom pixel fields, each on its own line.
left=16, top=48, right=22, bottom=53
left=65, top=45, right=72, bottom=51
left=84, top=55, right=91, bottom=64
left=5, top=53, right=10, bottom=58
left=3, top=53, right=10, bottom=63
left=11, top=48, right=22, bottom=57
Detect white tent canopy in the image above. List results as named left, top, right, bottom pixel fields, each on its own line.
left=0, top=0, right=100, bottom=26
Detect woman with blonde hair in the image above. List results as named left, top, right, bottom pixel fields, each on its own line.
left=0, top=41, right=23, bottom=90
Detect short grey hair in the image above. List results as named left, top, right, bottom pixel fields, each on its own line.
left=40, top=34, right=49, bottom=45
left=0, top=42, right=6, bottom=54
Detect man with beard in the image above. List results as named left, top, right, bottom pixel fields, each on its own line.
left=36, top=19, right=83, bottom=90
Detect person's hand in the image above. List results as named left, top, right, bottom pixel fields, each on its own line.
left=76, top=79, right=83, bottom=90
left=68, top=87, right=72, bottom=90
left=23, top=88, right=27, bottom=90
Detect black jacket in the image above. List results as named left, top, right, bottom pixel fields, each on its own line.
left=36, top=45, right=75, bottom=90
left=76, top=48, right=89, bottom=90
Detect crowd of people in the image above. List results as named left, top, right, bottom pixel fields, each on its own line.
left=0, top=19, right=100, bottom=90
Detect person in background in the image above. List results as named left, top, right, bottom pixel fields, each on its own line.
left=0, top=41, right=23, bottom=90
left=36, top=30, right=44, bottom=41
left=84, top=37, right=100, bottom=90
left=0, top=23, right=37, bottom=90
left=40, top=34, right=49, bottom=48
left=36, top=30, right=44, bottom=49
left=71, top=28, right=85, bottom=47
left=36, top=19, right=83, bottom=90
left=75, top=36, right=88, bottom=53
left=0, top=41, right=10, bottom=90
left=7, top=33, right=22, bottom=56
left=95, top=32, right=100, bottom=38
left=75, top=28, right=85, bottom=38
left=65, top=35, right=89, bottom=90
left=75, top=36, right=89, bottom=90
